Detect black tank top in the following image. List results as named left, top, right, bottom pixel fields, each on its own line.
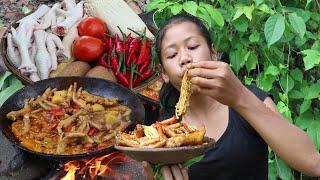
left=159, top=85, right=270, bottom=179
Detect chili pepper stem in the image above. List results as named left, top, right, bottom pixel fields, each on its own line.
left=117, top=26, right=127, bottom=40
left=127, top=27, right=146, bottom=39
left=130, top=64, right=136, bottom=89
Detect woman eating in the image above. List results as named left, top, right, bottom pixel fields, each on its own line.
left=143, top=14, right=320, bottom=179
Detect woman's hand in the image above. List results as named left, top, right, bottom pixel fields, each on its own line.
left=142, top=161, right=189, bottom=180
left=187, top=61, right=248, bottom=108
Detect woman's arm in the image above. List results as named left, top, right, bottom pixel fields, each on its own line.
left=235, top=88, right=320, bottom=176
left=187, top=60, right=320, bottom=177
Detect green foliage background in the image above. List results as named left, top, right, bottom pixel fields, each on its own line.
left=147, top=0, right=320, bottom=179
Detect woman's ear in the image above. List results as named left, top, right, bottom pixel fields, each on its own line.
left=210, top=45, right=218, bottom=61
left=161, top=68, right=170, bottom=83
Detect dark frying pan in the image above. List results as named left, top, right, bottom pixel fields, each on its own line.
left=0, top=77, right=145, bottom=161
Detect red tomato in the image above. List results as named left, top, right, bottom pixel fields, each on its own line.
left=72, top=36, right=104, bottom=62
left=78, top=17, right=107, bottom=38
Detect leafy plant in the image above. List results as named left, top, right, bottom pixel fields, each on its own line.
left=0, top=71, right=24, bottom=107
left=147, top=0, right=320, bottom=179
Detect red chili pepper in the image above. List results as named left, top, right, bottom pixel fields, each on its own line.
left=126, top=38, right=140, bottom=67
left=102, top=34, right=109, bottom=51
left=102, top=34, right=113, bottom=53
left=139, top=56, right=151, bottom=73
left=64, top=123, right=74, bottom=132
left=125, top=71, right=130, bottom=80
left=125, top=33, right=134, bottom=50
left=110, top=49, right=119, bottom=74
left=136, top=39, right=149, bottom=65
left=50, top=107, right=66, bottom=117
left=97, top=53, right=111, bottom=68
left=117, top=72, right=130, bottom=87
left=71, top=102, right=80, bottom=109
left=136, top=29, right=152, bottom=65
left=108, top=36, right=114, bottom=54
left=88, top=127, right=97, bottom=136
left=115, top=34, right=125, bottom=53
left=114, top=34, right=126, bottom=72
left=125, top=34, right=133, bottom=60
left=133, top=69, right=153, bottom=87
left=125, top=71, right=131, bottom=88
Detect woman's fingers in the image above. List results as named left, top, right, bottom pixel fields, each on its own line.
left=161, top=166, right=174, bottom=180
left=188, top=68, right=218, bottom=79
left=190, top=76, right=222, bottom=89
left=187, top=60, right=227, bottom=70
left=171, top=165, right=184, bottom=180
left=181, top=168, right=189, bottom=180
left=142, top=161, right=155, bottom=180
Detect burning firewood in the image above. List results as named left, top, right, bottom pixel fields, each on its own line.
left=61, top=151, right=129, bottom=180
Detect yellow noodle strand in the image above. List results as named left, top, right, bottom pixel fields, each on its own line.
left=175, top=71, right=191, bottom=119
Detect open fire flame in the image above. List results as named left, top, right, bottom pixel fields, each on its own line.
left=61, top=151, right=129, bottom=180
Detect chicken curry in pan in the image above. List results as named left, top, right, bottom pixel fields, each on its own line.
left=7, top=83, right=131, bottom=155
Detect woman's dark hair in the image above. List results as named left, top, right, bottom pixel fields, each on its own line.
left=156, top=14, right=213, bottom=120
left=154, top=13, right=212, bottom=65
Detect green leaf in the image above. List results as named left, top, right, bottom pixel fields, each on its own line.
left=245, top=52, right=258, bottom=72
left=288, top=13, right=306, bottom=39
left=296, top=111, right=314, bottom=129
left=300, top=99, right=311, bottom=115
left=0, top=75, right=24, bottom=107
left=0, top=71, right=12, bottom=90
left=170, top=4, right=183, bottom=15
left=182, top=155, right=204, bottom=168
left=229, top=48, right=247, bottom=74
left=306, top=0, right=312, bottom=7
left=264, top=65, right=280, bottom=76
left=249, top=31, right=260, bottom=42
left=307, top=121, right=320, bottom=150
left=289, top=90, right=304, bottom=99
left=197, top=7, right=212, bottom=27
left=233, top=5, right=254, bottom=21
left=218, top=0, right=225, bottom=6
left=210, top=8, right=225, bottom=27
left=257, top=4, right=274, bottom=14
left=243, top=5, right=254, bottom=21
left=268, top=161, right=277, bottom=180
left=146, top=0, right=165, bottom=12
left=233, top=16, right=248, bottom=32
left=254, top=0, right=264, bottom=6
left=232, top=8, right=244, bottom=21
left=294, top=8, right=311, bottom=22
left=305, top=83, right=320, bottom=100
left=311, top=40, right=320, bottom=51
left=157, top=2, right=173, bottom=11
left=183, top=1, right=198, bottom=16
left=295, top=36, right=307, bottom=48
left=275, top=156, right=292, bottom=180
left=277, top=101, right=292, bottom=121
left=201, top=4, right=224, bottom=27
left=153, top=8, right=172, bottom=28
left=301, top=49, right=320, bottom=70
left=259, top=75, right=276, bottom=92
left=278, top=93, right=288, bottom=103
left=244, top=76, right=254, bottom=85
left=290, top=68, right=303, bottom=83
left=280, top=75, right=295, bottom=93
left=264, top=14, right=285, bottom=46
